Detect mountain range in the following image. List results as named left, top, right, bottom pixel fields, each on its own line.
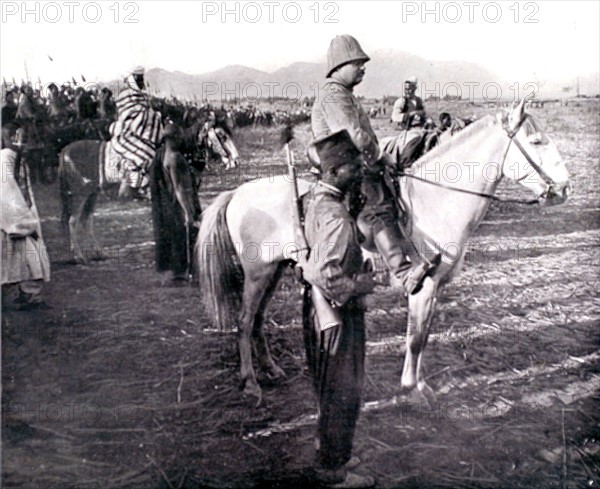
left=143, top=49, right=599, bottom=102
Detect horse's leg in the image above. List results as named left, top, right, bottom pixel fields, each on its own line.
left=68, top=210, right=87, bottom=264
left=79, top=192, right=105, bottom=260
left=238, top=263, right=279, bottom=402
left=61, top=198, right=72, bottom=259
left=252, top=264, right=286, bottom=382
left=402, top=277, right=438, bottom=407
left=86, top=213, right=107, bottom=260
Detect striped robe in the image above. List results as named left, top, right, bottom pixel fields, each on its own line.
left=109, top=76, right=162, bottom=186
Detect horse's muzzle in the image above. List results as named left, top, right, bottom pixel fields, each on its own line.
left=543, top=182, right=570, bottom=206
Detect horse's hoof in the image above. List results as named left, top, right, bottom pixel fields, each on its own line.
left=417, top=381, right=437, bottom=409
left=265, top=364, right=286, bottom=382
left=242, top=380, right=263, bottom=407
left=73, top=255, right=88, bottom=265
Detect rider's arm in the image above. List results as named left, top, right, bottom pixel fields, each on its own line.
left=391, top=97, right=406, bottom=123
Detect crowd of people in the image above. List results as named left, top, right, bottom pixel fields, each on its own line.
left=1, top=79, right=311, bottom=135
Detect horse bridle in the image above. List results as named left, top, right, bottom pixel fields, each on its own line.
left=502, top=114, right=555, bottom=188
left=397, top=113, right=557, bottom=205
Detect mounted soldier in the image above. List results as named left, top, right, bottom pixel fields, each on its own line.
left=15, top=84, right=40, bottom=122
left=46, top=83, right=70, bottom=125
left=391, top=76, right=425, bottom=129
left=108, top=66, right=162, bottom=193
left=310, top=35, right=440, bottom=297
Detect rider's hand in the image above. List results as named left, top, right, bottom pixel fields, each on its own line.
left=378, top=151, right=399, bottom=173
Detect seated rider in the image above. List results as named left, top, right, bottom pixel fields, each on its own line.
left=391, top=76, right=424, bottom=129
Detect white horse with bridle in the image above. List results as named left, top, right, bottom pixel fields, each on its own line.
left=197, top=98, right=570, bottom=402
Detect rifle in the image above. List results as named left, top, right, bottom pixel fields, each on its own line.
left=281, top=124, right=341, bottom=330
left=281, top=123, right=307, bottom=260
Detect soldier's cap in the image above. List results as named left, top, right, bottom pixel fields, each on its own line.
left=132, top=66, right=145, bottom=76
left=313, top=129, right=362, bottom=172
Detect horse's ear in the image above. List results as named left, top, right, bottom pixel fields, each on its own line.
left=508, top=97, right=528, bottom=132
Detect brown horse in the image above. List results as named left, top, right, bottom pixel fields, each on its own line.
left=58, top=117, right=239, bottom=263
left=197, top=99, right=570, bottom=403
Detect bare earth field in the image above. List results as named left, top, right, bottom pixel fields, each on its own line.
left=2, top=101, right=599, bottom=488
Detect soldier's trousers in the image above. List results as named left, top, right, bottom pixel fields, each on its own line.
left=358, top=171, right=398, bottom=235
left=303, top=289, right=366, bottom=470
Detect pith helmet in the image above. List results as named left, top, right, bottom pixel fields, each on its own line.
left=313, top=129, right=362, bottom=172
left=326, top=35, right=370, bottom=78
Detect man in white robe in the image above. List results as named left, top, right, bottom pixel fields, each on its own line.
left=1, top=124, right=50, bottom=309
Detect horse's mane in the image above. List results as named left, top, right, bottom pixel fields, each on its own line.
left=411, top=114, right=498, bottom=171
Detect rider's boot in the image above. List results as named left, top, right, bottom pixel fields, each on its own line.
left=373, top=225, right=441, bottom=295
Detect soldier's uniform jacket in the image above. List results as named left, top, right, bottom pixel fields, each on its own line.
left=312, top=80, right=381, bottom=171
left=301, top=182, right=364, bottom=307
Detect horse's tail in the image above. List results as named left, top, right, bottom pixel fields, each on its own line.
left=197, top=190, right=242, bottom=331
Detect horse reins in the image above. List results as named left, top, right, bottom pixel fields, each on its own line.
left=396, top=114, right=552, bottom=205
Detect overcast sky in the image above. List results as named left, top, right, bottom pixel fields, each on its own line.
left=1, top=1, right=599, bottom=85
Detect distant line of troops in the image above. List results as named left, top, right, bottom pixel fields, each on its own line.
left=2, top=35, right=447, bottom=488
left=1, top=80, right=312, bottom=133
left=2, top=82, right=117, bottom=126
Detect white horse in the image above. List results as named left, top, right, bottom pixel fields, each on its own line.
left=197, top=99, right=570, bottom=401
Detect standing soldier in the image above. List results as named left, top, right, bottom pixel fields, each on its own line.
left=149, top=122, right=201, bottom=285
left=311, top=35, right=439, bottom=296
left=301, top=129, right=376, bottom=488
left=391, top=76, right=425, bottom=129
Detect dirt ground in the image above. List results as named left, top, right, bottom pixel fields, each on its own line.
left=2, top=101, right=599, bottom=488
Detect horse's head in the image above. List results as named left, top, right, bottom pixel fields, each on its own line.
left=500, top=98, right=570, bottom=205
left=197, top=122, right=240, bottom=170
